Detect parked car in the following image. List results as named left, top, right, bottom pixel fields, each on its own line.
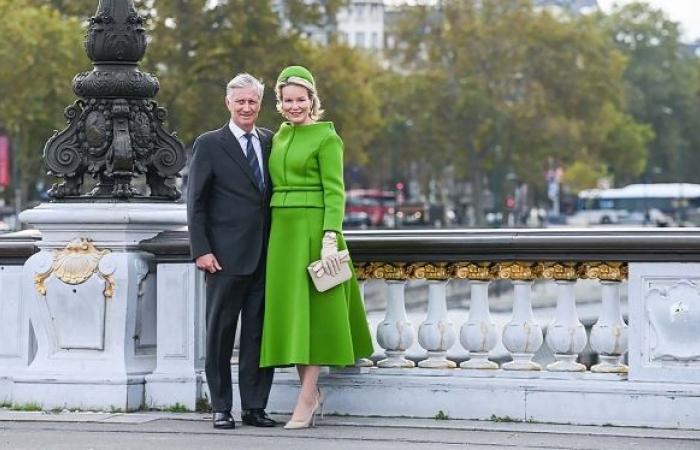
left=346, top=189, right=396, bottom=227
left=343, top=211, right=372, bottom=229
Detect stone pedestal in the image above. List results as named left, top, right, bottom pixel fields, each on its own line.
left=14, top=202, right=185, bottom=411
left=145, top=263, right=206, bottom=411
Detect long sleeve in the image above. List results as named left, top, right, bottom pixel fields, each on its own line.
left=318, top=131, right=345, bottom=233
left=186, top=138, right=213, bottom=259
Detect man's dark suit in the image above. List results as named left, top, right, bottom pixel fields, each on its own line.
left=187, top=124, right=274, bottom=413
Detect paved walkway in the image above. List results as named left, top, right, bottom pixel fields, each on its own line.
left=1, top=411, right=699, bottom=449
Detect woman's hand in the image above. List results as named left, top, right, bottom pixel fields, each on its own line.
left=320, top=231, right=342, bottom=275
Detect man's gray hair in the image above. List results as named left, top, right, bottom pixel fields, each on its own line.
left=226, top=73, right=265, bottom=100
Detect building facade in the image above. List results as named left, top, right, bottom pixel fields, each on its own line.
left=273, top=0, right=385, bottom=50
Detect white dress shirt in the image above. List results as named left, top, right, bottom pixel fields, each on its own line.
left=228, top=121, right=264, bottom=178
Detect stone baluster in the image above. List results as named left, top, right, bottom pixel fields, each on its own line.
left=354, top=263, right=374, bottom=368
left=413, top=264, right=456, bottom=368
left=455, top=263, right=499, bottom=370
left=499, top=262, right=544, bottom=371
left=374, top=264, right=415, bottom=368
left=541, top=263, right=587, bottom=372
left=587, top=263, right=629, bottom=373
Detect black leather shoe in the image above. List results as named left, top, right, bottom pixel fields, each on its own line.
left=212, top=411, right=236, bottom=429
left=241, top=409, right=277, bottom=427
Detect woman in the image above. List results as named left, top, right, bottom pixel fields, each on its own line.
left=260, top=65, right=373, bottom=429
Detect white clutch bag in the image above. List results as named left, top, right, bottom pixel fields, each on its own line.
left=307, top=250, right=352, bottom=292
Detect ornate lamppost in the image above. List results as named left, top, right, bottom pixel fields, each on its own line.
left=44, top=0, right=185, bottom=200
left=15, top=0, right=189, bottom=412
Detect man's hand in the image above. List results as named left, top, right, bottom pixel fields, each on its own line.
left=195, top=253, right=222, bottom=273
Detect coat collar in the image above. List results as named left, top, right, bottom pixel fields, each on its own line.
left=217, top=124, right=265, bottom=193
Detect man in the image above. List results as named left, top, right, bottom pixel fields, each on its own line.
left=187, top=73, right=275, bottom=429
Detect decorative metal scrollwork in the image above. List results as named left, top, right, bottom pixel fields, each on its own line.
left=44, top=0, right=185, bottom=200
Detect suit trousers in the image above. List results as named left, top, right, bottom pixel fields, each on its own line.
left=205, top=257, right=274, bottom=412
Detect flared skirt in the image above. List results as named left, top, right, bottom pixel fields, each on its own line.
left=260, top=206, right=373, bottom=367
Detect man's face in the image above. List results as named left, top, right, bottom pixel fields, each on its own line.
left=226, top=86, right=261, bottom=132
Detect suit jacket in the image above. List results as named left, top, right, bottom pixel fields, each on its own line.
left=187, top=124, right=273, bottom=275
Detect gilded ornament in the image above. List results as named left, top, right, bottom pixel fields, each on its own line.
left=495, top=262, right=536, bottom=280
left=409, top=263, right=450, bottom=280
left=451, top=262, right=494, bottom=280
left=354, top=263, right=369, bottom=281
left=581, top=262, right=628, bottom=281
left=33, top=238, right=115, bottom=298
left=369, top=262, right=408, bottom=281
left=537, top=262, right=579, bottom=280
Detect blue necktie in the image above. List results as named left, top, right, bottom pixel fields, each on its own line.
left=244, top=133, right=264, bottom=192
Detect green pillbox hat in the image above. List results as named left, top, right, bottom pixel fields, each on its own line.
left=277, top=65, right=315, bottom=88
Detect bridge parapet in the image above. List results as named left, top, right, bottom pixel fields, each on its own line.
left=2, top=228, right=700, bottom=427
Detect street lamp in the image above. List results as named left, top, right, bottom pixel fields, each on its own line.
left=43, top=0, right=186, bottom=200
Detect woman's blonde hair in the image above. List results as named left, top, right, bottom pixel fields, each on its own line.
left=275, top=76, right=324, bottom=121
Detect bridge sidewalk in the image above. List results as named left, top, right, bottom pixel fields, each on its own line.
left=0, top=411, right=698, bottom=449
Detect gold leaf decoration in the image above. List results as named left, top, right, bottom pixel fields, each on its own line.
left=580, top=262, right=628, bottom=282
left=451, top=262, right=494, bottom=280
left=354, top=263, right=369, bottom=280
left=99, top=273, right=116, bottom=298
left=34, top=238, right=114, bottom=298
left=537, top=262, right=579, bottom=280
left=369, top=262, right=409, bottom=281
left=495, top=261, right=536, bottom=280
left=409, top=263, right=450, bottom=280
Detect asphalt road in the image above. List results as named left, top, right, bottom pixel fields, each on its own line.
left=1, top=413, right=699, bottom=450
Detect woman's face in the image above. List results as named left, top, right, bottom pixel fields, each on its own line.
left=281, top=84, right=313, bottom=125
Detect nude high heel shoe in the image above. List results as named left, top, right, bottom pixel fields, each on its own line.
left=284, top=397, right=320, bottom=430
left=317, top=387, right=325, bottom=420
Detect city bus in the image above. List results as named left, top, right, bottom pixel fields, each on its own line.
left=568, top=183, right=700, bottom=226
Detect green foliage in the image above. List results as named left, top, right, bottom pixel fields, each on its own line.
left=0, top=0, right=87, bottom=205
left=379, top=0, right=650, bottom=222
left=563, top=160, right=607, bottom=193
left=164, top=402, right=189, bottom=413
left=434, top=410, right=449, bottom=420
left=9, top=402, right=42, bottom=411
left=139, top=0, right=380, bottom=164
left=5, top=0, right=696, bottom=214
left=603, top=2, right=700, bottom=183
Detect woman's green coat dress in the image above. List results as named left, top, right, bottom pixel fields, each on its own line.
left=260, top=121, right=374, bottom=367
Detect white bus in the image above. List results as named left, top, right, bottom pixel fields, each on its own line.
left=568, top=183, right=700, bottom=226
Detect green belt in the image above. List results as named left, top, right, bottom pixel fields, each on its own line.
left=273, top=185, right=323, bottom=192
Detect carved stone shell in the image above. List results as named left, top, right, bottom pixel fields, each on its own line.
left=51, top=238, right=109, bottom=285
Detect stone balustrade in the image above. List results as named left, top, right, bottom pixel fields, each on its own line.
left=354, top=260, right=627, bottom=373
left=2, top=227, right=700, bottom=428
